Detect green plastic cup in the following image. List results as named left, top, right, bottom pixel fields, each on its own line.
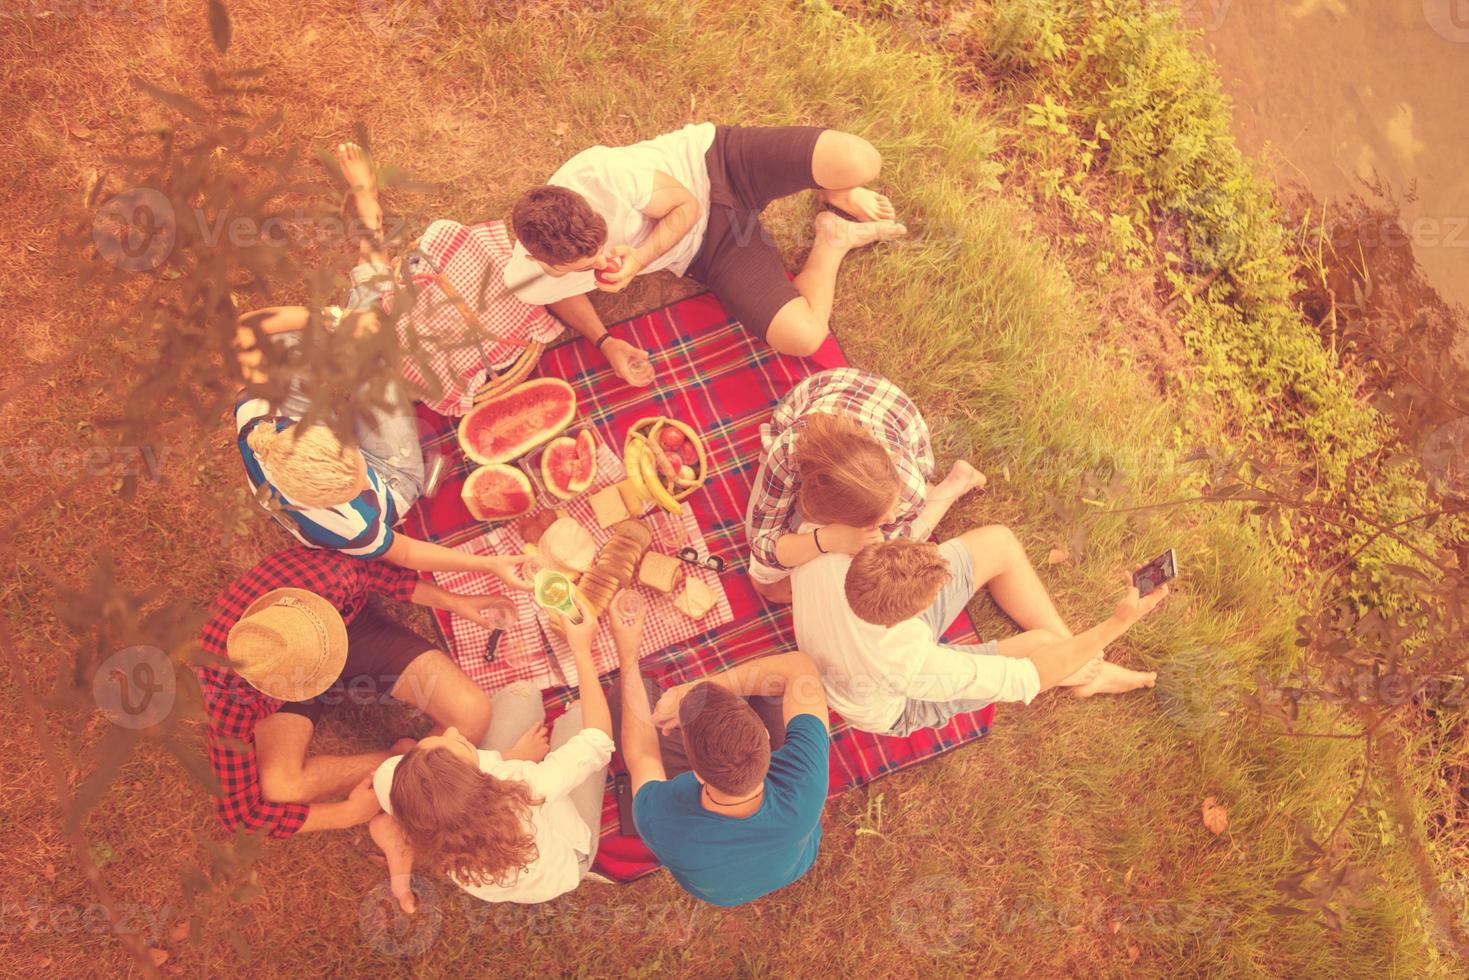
left=534, top=569, right=583, bottom=624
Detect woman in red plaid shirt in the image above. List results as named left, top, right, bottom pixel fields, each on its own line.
left=743, top=368, right=987, bottom=602
left=197, top=547, right=514, bottom=838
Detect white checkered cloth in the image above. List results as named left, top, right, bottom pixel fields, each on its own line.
left=386, top=219, right=563, bottom=418
left=432, top=432, right=732, bottom=692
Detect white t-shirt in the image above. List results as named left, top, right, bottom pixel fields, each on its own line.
left=373, top=727, right=613, bottom=904
left=790, top=551, right=1042, bottom=733
left=503, top=122, right=717, bottom=305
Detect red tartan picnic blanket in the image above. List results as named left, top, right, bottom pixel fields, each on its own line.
left=403, top=290, right=996, bottom=883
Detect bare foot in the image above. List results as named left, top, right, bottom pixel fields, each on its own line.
left=932, top=460, right=987, bottom=501
left=333, top=141, right=383, bottom=233
left=1059, top=655, right=1103, bottom=687
left=1071, top=661, right=1157, bottom=699
left=820, top=186, right=896, bottom=222
left=812, top=210, right=906, bottom=252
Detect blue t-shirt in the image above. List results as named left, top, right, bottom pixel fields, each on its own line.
left=633, top=712, right=829, bottom=907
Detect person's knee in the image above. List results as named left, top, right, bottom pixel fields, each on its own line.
left=845, top=135, right=882, bottom=184
left=960, top=524, right=1022, bottom=570
left=964, top=524, right=1020, bottom=553
left=817, top=131, right=882, bottom=186
left=767, top=315, right=828, bottom=358
left=503, top=679, right=539, bottom=700
left=457, top=689, right=494, bottom=743
left=258, top=764, right=306, bottom=804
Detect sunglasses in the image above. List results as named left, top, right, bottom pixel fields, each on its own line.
left=676, top=547, right=726, bottom=574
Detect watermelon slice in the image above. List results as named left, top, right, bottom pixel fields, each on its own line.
left=457, top=378, right=577, bottom=465
left=461, top=464, right=534, bottom=522
left=541, top=428, right=597, bottom=500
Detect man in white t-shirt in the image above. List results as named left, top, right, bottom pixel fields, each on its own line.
left=790, top=526, right=1165, bottom=735
left=504, top=123, right=907, bottom=374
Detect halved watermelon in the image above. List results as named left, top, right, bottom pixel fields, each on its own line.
left=541, top=428, right=597, bottom=500
left=462, top=464, right=534, bottom=522
left=457, top=378, right=577, bottom=465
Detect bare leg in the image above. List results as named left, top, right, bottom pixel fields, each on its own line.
left=810, top=131, right=897, bottom=222
left=960, top=525, right=1070, bottom=637
left=988, top=628, right=1100, bottom=688
left=333, top=141, right=387, bottom=266
left=960, top=525, right=1156, bottom=697
left=389, top=650, right=493, bottom=743
left=765, top=211, right=906, bottom=356
left=254, top=712, right=390, bottom=804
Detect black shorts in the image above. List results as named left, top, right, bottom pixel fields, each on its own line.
left=277, top=605, right=438, bottom=726
left=688, top=124, right=827, bottom=341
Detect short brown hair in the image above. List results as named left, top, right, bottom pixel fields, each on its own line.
left=389, top=747, right=542, bottom=888
left=794, top=413, right=901, bottom=528
left=679, top=683, right=771, bottom=796
left=511, top=185, right=607, bottom=264
left=845, top=539, right=951, bottom=626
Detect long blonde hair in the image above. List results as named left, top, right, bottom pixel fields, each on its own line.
left=794, top=412, right=901, bottom=528
left=246, top=423, right=364, bottom=507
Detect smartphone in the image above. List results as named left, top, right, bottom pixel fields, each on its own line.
left=1133, top=548, right=1178, bottom=598
left=615, top=772, right=637, bottom=836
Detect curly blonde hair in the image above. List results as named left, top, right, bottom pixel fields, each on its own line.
left=389, top=746, right=542, bottom=888
left=246, top=423, right=364, bottom=507
left=794, top=412, right=902, bottom=528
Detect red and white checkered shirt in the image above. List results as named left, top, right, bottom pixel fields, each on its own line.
left=747, top=368, right=935, bottom=570
left=196, top=548, right=419, bottom=839
left=386, top=219, right=563, bottom=417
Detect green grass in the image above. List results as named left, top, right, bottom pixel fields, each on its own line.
left=0, top=0, right=1449, bottom=975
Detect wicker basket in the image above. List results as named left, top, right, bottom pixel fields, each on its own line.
left=475, top=340, right=545, bottom=403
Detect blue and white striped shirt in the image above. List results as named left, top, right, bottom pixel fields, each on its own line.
left=235, top=398, right=399, bottom=560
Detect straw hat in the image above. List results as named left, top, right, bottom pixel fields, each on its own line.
left=226, top=588, right=348, bottom=701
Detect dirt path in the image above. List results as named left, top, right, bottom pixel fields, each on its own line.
left=1190, top=0, right=1469, bottom=314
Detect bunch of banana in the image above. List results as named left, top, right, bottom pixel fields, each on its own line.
left=622, top=416, right=708, bottom=516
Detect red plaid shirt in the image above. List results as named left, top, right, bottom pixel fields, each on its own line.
left=386, top=219, right=563, bottom=417
left=747, top=369, right=935, bottom=570
left=196, top=548, right=419, bottom=838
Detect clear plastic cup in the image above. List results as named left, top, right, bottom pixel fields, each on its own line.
left=627, top=355, right=654, bottom=387
left=483, top=596, right=519, bottom=631
left=612, top=589, right=645, bottom=626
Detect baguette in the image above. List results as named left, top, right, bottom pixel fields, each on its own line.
left=575, top=519, right=653, bottom=616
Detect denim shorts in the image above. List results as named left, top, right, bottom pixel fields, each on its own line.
left=886, top=538, right=1000, bottom=737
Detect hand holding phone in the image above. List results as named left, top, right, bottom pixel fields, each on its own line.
left=1133, top=548, right=1178, bottom=598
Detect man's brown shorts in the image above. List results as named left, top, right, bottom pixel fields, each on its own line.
left=278, top=603, right=438, bottom=726
left=687, top=124, right=827, bottom=341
